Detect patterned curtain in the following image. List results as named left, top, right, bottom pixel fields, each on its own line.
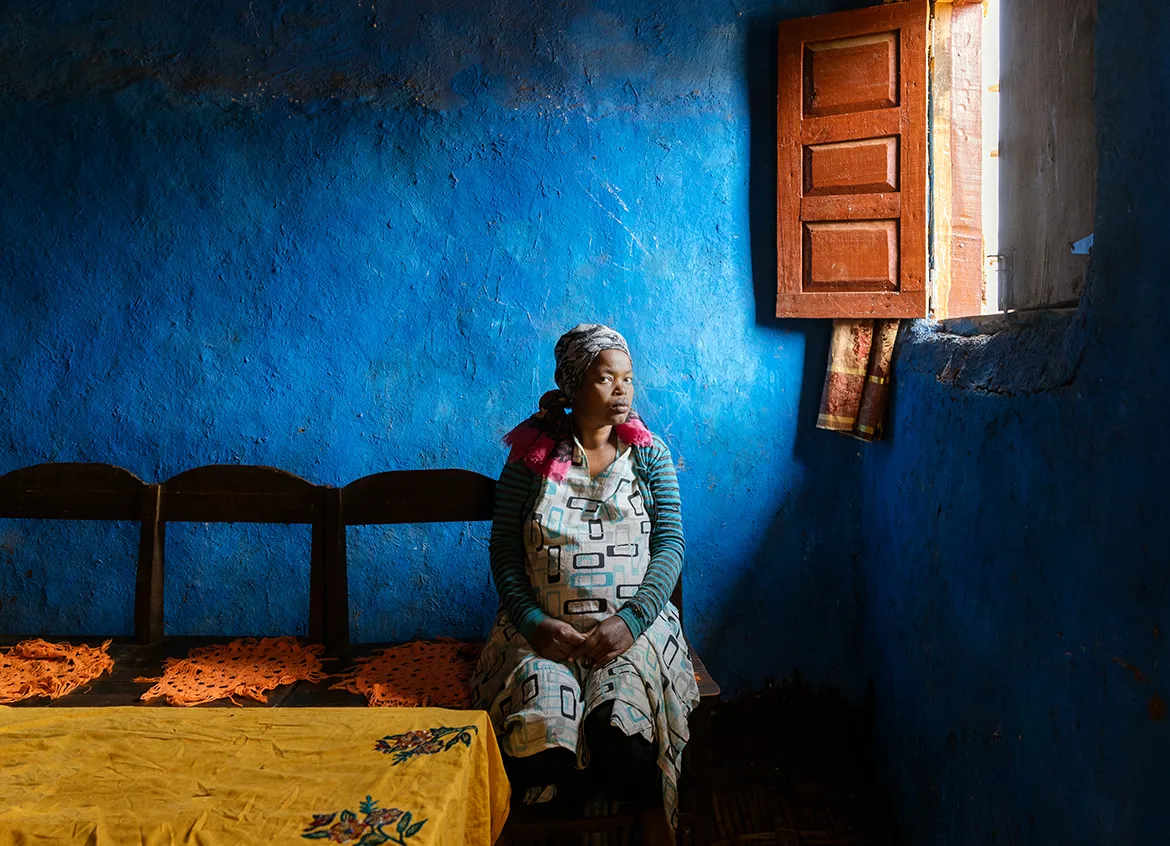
left=816, top=319, right=900, bottom=442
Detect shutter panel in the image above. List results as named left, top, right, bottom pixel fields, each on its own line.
left=776, top=1, right=929, bottom=319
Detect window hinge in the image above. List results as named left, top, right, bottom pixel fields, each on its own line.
left=988, top=253, right=1012, bottom=301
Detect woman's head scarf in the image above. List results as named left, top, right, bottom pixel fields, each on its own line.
left=504, top=323, right=652, bottom=480
left=550, top=323, right=630, bottom=404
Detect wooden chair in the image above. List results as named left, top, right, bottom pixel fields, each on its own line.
left=324, top=468, right=720, bottom=845
left=0, top=463, right=164, bottom=643
left=159, top=465, right=328, bottom=643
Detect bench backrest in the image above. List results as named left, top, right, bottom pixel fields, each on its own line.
left=0, top=463, right=681, bottom=652
left=0, top=463, right=327, bottom=643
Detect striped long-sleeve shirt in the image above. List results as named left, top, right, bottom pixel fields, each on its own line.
left=488, top=434, right=685, bottom=642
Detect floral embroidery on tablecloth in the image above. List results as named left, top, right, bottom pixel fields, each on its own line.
left=302, top=796, right=427, bottom=844
left=373, top=725, right=478, bottom=765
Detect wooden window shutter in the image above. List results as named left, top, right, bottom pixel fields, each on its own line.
left=776, top=1, right=929, bottom=319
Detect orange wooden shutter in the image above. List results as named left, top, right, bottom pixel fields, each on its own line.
left=776, top=1, right=929, bottom=319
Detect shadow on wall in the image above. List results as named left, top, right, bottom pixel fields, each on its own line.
left=697, top=2, right=878, bottom=696
left=699, top=316, right=866, bottom=697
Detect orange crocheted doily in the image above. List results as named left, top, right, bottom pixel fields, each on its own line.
left=0, top=638, right=114, bottom=703
left=136, top=636, right=329, bottom=706
left=331, top=638, right=482, bottom=708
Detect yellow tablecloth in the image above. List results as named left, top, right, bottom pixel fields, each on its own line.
left=0, top=707, right=510, bottom=845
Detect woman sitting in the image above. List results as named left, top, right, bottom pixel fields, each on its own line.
left=469, top=324, right=699, bottom=846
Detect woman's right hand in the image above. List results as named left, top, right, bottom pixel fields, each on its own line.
left=529, top=619, right=587, bottom=663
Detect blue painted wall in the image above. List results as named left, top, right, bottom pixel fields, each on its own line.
left=4, top=1, right=1163, bottom=840
left=857, top=5, right=1170, bottom=844
left=0, top=0, right=878, bottom=695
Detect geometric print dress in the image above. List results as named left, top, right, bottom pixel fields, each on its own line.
left=469, top=439, right=700, bottom=828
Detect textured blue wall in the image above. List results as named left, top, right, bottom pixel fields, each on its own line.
left=0, top=0, right=877, bottom=695
left=858, top=5, right=1170, bottom=844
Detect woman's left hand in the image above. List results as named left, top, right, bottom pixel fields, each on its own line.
left=568, top=616, right=634, bottom=666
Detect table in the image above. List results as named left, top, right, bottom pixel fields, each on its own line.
left=0, top=706, right=510, bottom=845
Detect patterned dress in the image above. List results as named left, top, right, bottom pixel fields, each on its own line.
left=469, top=439, right=700, bottom=827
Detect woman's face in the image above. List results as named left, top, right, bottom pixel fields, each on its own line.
left=571, top=349, right=635, bottom=429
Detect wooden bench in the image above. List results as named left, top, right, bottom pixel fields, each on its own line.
left=0, top=461, right=721, bottom=844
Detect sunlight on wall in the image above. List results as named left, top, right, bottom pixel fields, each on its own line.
left=983, top=0, right=1001, bottom=313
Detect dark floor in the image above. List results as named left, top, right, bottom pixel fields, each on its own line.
left=507, top=681, right=899, bottom=846
left=702, top=683, right=897, bottom=846
left=704, top=757, right=895, bottom=846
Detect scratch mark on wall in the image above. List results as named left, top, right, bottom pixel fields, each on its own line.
left=601, top=181, right=631, bottom=213
left=584, top=187, right=650, bottom=256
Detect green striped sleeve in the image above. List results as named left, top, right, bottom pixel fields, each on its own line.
left=616, top=437, right=684, bottom=641
left=488, top=460, right=548, bottom=641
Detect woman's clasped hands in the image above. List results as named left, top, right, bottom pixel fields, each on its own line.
left=530, top=616, right=635, bottom=666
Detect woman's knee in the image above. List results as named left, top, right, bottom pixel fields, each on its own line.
left=504, top=746, right=577, bottom=788
left=584, top=702, right=656, bottom=771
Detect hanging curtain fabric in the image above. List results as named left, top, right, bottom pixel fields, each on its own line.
left=816, top=319, right=900, bottom=441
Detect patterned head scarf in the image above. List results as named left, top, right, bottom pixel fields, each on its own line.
left=547, top=323, right=632, bottom=408
left=505, top=323, right=651, bottom=480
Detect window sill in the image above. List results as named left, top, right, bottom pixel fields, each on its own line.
left=936, top=306, right=1078, bottom=338
left=897, top=305, right=1087, bottom=396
